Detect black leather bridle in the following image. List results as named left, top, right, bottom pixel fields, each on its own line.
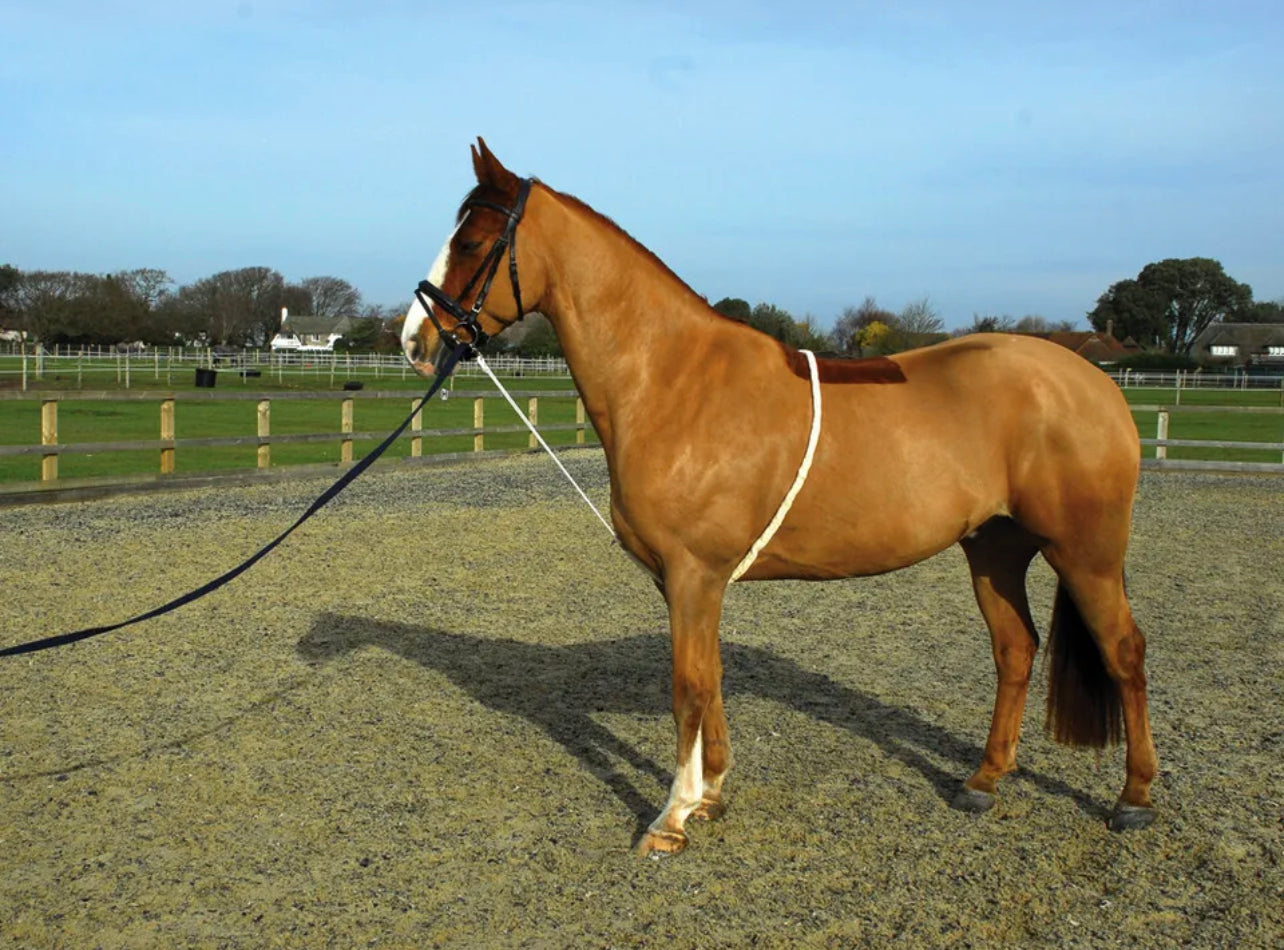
left=413, top=177, right=533, bottom=359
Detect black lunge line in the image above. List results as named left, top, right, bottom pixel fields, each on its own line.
left=0, top=345, right=466, bottom=658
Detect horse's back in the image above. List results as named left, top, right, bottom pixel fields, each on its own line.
left=769, top=334, right=1139, bottom=578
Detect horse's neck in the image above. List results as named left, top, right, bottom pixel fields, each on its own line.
left=536, top=195, right=739, bottom=442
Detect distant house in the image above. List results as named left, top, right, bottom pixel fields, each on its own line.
left=269, top=309, right=356, bottom=352
left=1020, top=329, right=1141, bottom=364
left=1189, top=322, right=1284, bottom=369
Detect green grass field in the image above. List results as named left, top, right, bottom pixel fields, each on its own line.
left=1121, top=387, right=1284, bottom=464
left=1, top=369, right=1280, bottom=485
left=0, top=363, right=597, bottom=484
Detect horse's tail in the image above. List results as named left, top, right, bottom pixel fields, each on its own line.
left=1045, top=584, right=1123, bottom=747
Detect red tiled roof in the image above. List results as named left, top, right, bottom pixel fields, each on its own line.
left=1024, top=331, right=1139, bottom=359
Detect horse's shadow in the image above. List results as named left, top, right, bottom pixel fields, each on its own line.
left=298, top=613, right=1097, bottom=835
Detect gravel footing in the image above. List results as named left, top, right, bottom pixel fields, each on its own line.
left=2, top=452, right=1281, bottom=948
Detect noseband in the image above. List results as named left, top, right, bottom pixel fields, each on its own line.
left=414, top=177, right=533, bottom=355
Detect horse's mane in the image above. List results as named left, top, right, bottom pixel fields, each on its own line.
left=543, top=183, right=714, bottom=311
left=464, top=179, right=904, bottom=384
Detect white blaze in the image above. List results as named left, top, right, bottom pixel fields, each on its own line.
left=401, top=212, right=471, bottom=364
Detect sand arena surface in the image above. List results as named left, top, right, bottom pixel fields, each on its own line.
left=1, top=453, right=1281, bottom=948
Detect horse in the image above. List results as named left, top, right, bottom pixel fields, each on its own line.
left=400, top=138, right=1158, bottom=856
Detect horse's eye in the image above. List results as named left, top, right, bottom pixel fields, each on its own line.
left=459, top=239, right=483, bottom=254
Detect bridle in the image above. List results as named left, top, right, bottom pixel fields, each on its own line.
left=413, top=177, right=533, bottom=359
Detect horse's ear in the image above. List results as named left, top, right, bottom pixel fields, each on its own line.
left=472, top=136, right=518, bottom=193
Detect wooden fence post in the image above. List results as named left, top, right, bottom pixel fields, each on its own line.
left=527, top=397, right=539, bottom=449
left=257, top=399, right=271, bottom=469
left=576, top=397, right=585, bottom=445
left=341, top=397, right=354, bottom=463
left=40, top=398, right=58, bottom=481
left=473, top=397, right=485, bottom=452
left=1155, top=410, right=1169, bottom=460
left=411, top=399, right=423, bottom=458
left=160, top=398, right=175, bottom=474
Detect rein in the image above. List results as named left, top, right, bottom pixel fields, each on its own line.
left=0, top=344, right=469, bottom=659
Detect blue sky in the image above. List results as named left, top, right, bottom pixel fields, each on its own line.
left=3, top=1, right=1281, bottom=330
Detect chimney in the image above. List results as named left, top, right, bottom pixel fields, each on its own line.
left=1105, top=318, right=1114, bottom=339
left=281, top=307, right=288, bottom=326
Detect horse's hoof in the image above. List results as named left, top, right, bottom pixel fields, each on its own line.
left=636, top=828, right=688, bottom=857
left=691, top=797, right=725, bottom=822
left=1108, top=803, right=1156, bottom=832
left=952, top=786, right=997, bottom=814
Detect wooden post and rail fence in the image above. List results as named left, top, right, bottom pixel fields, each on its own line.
left=2, top=393, right=1281, bottom=498
left=1134, top=404, right=1284, bottom=472
left=1, top=389, right=594, bottom=490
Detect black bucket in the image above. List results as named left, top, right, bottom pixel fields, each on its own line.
left=194, top=367, right=218, bottom=388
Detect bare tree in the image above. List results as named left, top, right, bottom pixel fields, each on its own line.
left=830, top=296, right=896, bottom=354
left=897, top=297, right=944, bottom=334
left=301, top=276, right=362, bottom=318
left=955, top=314, right=1016, bottom=336
left=186, top=267, right=285, bottom=346
left=1014, top=314, right=1078, bottom=333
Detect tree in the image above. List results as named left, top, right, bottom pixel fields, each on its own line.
left=954, top=314, right=1015, bottom=336
left=711, top=297, right=752, bottom=322
left=280, top=283, right=313, bottom=318
left=747, top=302, right=797, bottom=343
left=830, top=296, right=896, bottom=354
left=1089, top=257, right=1252, bottom=353
left=792, top=314, right=832, bottom=352
left=897, top=297, right=944, bottom=335
left=0, top=264, right=20, bottom=323
left=1242, top=299, right=1284, bottom=323
left=300, top=276, right=362, bottom=318
left=1013, top=314, right=1078, bottom=333
left=186, top=267, right=286, bottom=346
left=501, top=312, right=562, bottom=357
left=333, top=317, right=384, bottom=351
left=855, top=320, right=892, bottom=353
left=9, top=270, right=88, bottom=343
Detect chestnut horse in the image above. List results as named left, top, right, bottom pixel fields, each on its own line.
left=402, top=139, right=1157, bottom=855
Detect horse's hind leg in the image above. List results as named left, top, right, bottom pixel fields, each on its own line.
left=1043, top=559, right=1158, bottom=830
left=955, top=519, right=1041, bottom=813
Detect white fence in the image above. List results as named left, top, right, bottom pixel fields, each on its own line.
left=4, top=344, right=1282, bottom=395
left=0, top=346, right=571, bottom=390
left=1107, top=369, right=1284, bottom=392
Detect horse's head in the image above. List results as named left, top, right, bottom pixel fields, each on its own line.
left=402, top=138, right=541, bottom=376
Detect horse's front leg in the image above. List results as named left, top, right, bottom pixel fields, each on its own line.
left=637, top=562, right=730, bottom=856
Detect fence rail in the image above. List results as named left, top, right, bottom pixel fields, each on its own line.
left=5, top=346, right=1284, bottom=393
left=1133, top=404, right=1284, bottom=473
left=1107, top=369, right=1284, bottom=394
left=0, top=389, right=593, bottom=489
left=0, top=346, right=572, bottom=389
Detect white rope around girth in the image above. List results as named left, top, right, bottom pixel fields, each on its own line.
left=729, top=348, right=822, bottom=583
left=474, top=352, right=616, bottom=538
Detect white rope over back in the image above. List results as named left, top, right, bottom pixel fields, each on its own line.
left=474, top=347, right=822, bottom=583
left=729, top=348, right=823, bottom=583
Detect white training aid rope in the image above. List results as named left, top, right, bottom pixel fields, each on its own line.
left=474, top=352, right=616, bottom=537
left=729, top=348, right=822, bottom=583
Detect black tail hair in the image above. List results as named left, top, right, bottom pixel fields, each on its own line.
left=1045, top=584, right=1122, bottom=747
